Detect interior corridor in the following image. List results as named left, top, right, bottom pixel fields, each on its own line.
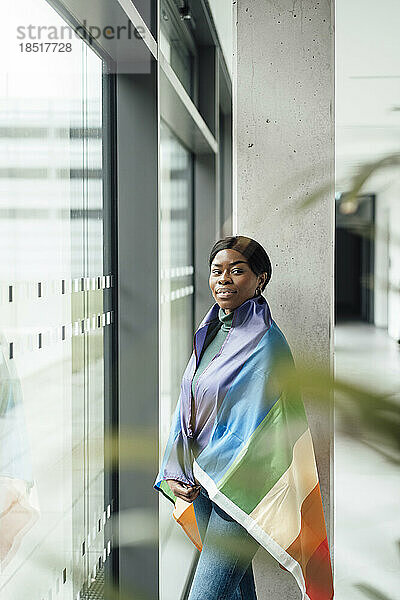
left=334, top=322, right=400, bottom=600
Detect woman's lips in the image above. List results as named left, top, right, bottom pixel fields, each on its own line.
left=216, top=290, right=236, bottom=296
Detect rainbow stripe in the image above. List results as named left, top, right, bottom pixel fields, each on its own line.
left=155, top=297, right=333, bottom=599
left=172, top=401, right=333, bottom=599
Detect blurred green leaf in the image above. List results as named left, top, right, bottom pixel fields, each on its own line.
left=355, top=583, right=392, bottom=600
left=298, top=152, right=400, bottom=211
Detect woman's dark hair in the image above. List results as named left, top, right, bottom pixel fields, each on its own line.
left=209, top=235, right=272, bottom=291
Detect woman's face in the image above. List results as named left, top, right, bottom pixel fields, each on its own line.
left=209, top=248, right=266, bottom=314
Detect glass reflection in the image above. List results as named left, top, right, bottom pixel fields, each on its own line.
left=159, top=122, right=195, bottom=600
left=0, top=1, right=106, bottom=598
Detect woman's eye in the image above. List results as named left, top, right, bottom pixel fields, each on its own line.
left=232, top=270, right=243, bottom=274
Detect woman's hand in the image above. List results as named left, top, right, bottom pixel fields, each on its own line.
left=166, top=479, right=200, bottom=503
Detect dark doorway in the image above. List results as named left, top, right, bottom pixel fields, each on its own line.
left=335, top=194, right=375, bottom=323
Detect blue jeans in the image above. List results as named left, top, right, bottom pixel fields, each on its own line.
left=187, top=486, right=259, bottom=600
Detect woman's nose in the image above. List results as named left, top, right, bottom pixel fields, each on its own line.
left=219, top=271, right=232, bottom=283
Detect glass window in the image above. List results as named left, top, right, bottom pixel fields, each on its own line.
left=160, top=121, right=194, bottom=435
left=0, top=2, right=112, bottom=599
left=160, top=0, right=198, bottom=102
left=159, top=121, right=195, bottom=599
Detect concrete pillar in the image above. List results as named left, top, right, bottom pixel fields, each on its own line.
left=234, top=1, right=335, bottom=598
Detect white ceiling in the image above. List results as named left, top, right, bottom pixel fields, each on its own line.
left=336, top=0, right=400, bottom=188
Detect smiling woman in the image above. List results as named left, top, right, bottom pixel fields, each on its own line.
left=208, top=236, right=272, bottom=314
left=154, top=235, right=333, bottom=600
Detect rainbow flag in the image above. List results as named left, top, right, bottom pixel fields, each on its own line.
left=155, top=296, right=333, bottom=599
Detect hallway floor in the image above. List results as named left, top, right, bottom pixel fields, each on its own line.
left=334, top=322, right=400, bottom=600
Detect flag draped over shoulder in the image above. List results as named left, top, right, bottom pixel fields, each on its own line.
left=154, top=296, right=333, bottom=600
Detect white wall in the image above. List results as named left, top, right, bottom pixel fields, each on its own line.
left=387, top=182, right=400, bottom=340
left=374, top=190, right=390, bottom=328
left=336, top=0, right=400, bottom=339
left=374, top=176, right=400, bottom=339
left=336, top=0, right=400, bottom=183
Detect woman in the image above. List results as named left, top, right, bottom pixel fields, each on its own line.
left=154, top=236, right=333, bottom=600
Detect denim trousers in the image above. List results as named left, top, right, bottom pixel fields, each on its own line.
left=187, top=486, right=259, bottom=600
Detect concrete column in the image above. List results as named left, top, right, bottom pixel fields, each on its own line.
left=234, top=1, right=335, bottom=598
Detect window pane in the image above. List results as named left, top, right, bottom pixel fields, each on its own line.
left=0, top=2, right=110, bottom=599
left=159, top=121, right=195, bottom=599
left=160, top=0, right=196, bottom=101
